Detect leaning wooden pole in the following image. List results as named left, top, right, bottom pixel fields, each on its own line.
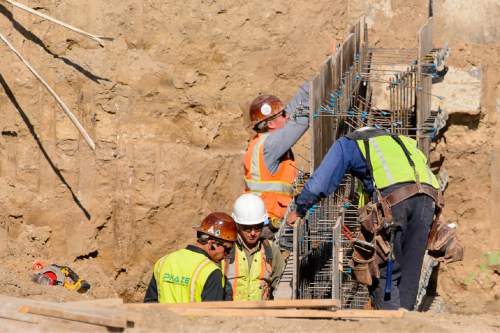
left=3, top=0, right=113, bottom=47
left=0, top=32, right=96, bottom=151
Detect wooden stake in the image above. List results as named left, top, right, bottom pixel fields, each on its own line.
left=0, top=32, right=96, bottom=151
left=3, top=0, right=113, bottom=47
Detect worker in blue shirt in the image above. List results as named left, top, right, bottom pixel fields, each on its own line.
left=287, top=127, right=441, bottom=310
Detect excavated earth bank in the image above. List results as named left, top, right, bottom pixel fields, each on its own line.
left=0, top=0, right=498, bottom=328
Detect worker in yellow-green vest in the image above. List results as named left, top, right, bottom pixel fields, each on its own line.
left=288, top=127, right=441, bottom=310
left=144, top=212, right=237, bottom=303
left=222, top=194, right=285, bottom=301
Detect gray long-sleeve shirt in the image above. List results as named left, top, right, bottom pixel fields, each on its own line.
left=263, top=81, right=310, bottom=174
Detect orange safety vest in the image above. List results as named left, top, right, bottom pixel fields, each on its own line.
left=243, top=133, right=296, bottom=219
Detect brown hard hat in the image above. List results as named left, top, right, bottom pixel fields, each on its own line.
left=249, top=95, right=284, bottom=129
left=195, top=212, right=237, bottom=242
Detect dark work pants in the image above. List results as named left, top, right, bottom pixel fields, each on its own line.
left=370, top=194, right=435, bottom=310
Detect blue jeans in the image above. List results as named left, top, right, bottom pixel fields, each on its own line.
left=370, top=194, right=435, bottom=310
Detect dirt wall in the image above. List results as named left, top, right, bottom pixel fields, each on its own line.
left=0, top=0, right=345, bottom=301
left=0, top=0, right=498, bottom=310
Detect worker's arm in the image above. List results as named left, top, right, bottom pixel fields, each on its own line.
left=143, top=274, right=159, bottom=303
left=295, top=137, right=370, bottom=217
left=270, top=242, right=285, bottom=291
left=263, top=81, right=310, bottom=174
left=201, top=269, right=226, bottom=302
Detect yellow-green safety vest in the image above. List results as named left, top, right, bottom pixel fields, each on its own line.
left=222, top=241, right=273, bottom=301
left=153, top=248, right=220, bottom=303
left=356, top=135, right=439, bottom=190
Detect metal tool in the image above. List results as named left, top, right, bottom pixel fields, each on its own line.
left=384, top=227, right=397, bottom=298
left=32, top=264, right=91, bottom=293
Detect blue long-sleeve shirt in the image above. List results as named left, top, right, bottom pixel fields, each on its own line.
left=295, top=137, right=375, bottom=217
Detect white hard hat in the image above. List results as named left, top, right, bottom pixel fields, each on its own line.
left=232, top=193, right=268, bottom=226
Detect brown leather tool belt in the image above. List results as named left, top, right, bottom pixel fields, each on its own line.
left=382, top=183, right=443, bottom=208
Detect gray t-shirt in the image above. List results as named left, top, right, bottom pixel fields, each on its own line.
left=263, top=81, right=310, bottom=174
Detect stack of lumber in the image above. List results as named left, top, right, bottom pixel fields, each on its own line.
left=0, top=295, right=127, bottom=332
left=130, top=299, right=405, bottom=319
left=0, top=295, right=405, bottom=332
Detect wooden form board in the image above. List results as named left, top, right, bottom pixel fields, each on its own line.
left=299, top=16, right=369, bottom=307
left=417, top=18, right=433, bottom=155
left=311, top=31, right=359, bottom=170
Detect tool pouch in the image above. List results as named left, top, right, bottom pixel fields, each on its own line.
left=427, top=218, right=464, bottom=264
left=375, top=234, right=390, bottom=262
left=349, top=230, right=376, bottom=286
left=353, top=198, right=396, bottom=286
left=358, top=202, right=381, bottom=234
left=358, top=199, right=393, bottom=233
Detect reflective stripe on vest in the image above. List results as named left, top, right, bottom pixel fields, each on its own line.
left=245, top=179, right=294, bottom=194
left=356, top=135, right=439, bottom=190
left=222, top=242, right=272, bottom=301
left=370, top=138, right=395, bottom=185
left=189, top=258, right=211, bottom=302
left=153, top=249, right=220, bottom=303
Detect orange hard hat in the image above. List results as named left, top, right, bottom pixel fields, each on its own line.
left=249, top=95, right=284, bottom=130
left=194, top=212, right=237, bottom=242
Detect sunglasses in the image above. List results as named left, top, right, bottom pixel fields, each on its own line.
left=214, top=240, right=233, bottom=254
left=239, top=224, right=264, bottom=232
left=267, top=110, right=287, bottom=121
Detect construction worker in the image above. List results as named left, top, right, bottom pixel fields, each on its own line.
left=287, top=127, right=441, bottom=310
left=244, top=82, right=309, bottom=235
left=144, top=212, right=237, bottom=303
left=223, top=193, right=285, bottom=300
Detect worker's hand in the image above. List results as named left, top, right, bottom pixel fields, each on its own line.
left=286, top=211, right=301, bottom=227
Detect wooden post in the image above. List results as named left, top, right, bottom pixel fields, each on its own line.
left=0, top=32, right=96, bottom=151
left=4, top=0, right=112, bottom=46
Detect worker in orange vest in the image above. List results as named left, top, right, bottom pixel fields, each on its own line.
left=244, top=83, right=309, bottom=235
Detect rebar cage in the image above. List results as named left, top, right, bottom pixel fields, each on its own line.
left=277, top=16, right=447, bottom=309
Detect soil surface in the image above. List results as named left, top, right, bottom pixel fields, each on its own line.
left=0, top=0, right=499, bottom=331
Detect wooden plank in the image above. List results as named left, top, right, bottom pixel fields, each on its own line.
left=0, top=297, right=112, bottom=333
left=19, top=303, right=127, bottom=329
left=416, top=18, right=433, bottom=155
left=0, top=312, right=36, bottom=324
left=292, top=219, right=300, bottom=299
left=319, top=55, right=334, bottom=167
left=128, top=299, right=339, bottom=310
left=0, top=318, right=38, bottom=333
left=310, top=74, right=321, bottom=169
left=0, top=316, right=113, bottom=333
left=308, top=79, right=315, bottom=173
left=342, top=33, right=355, bottom=74
left=168, top=308, right=405, bottom=319
left=65, top=298, right=124, bottom=307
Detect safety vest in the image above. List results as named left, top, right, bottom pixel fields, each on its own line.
left=355, top=134, right=439, bottom=190
left=153, top=248, right=220, bottom=303
left=243, top=133, right=296, bottom=219
left=222, top=240, right=273, bottom=301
